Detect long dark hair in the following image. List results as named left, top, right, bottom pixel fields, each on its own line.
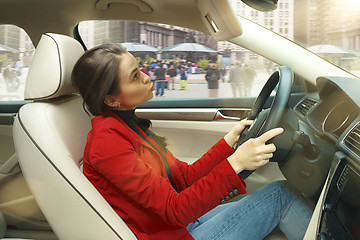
left=72, top=44, right=168, bottom=150
left=72, top=44, right=127, bottom=116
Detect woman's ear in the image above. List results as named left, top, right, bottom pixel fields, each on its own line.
left=104, top=95, right=121, bottom=108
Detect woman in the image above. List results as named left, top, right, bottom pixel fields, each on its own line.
left=72, top=44, right=311, bottom=240
left=205, top=62, right=221, bottom=97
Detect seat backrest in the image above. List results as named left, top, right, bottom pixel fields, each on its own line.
left=12, top=33, right=137, bottom=240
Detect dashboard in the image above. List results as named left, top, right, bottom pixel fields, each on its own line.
left=295, top=76, right=360, bottom=142
left=291, top=76, right=360, bottom=240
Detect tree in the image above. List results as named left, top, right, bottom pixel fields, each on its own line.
left=197, top=59, right=210, bottom=70
left=145, top=55, right=155, bottom=63
left=136, top=57, right=143, bottom=64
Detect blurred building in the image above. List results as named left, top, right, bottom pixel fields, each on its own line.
left=0, top=25, right=34, bottom=66
left=79, top=20, right=217, bottom=51
left=294, top=0, right=360, bottom=51
left=1, top=0, right=359, bottom=67
left=0, top=25, right=21, bottom=51
left=220, top=0, right=294, bottom=67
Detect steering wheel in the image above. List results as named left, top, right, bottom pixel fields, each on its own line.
left=237, top=66, right=294, bottom=179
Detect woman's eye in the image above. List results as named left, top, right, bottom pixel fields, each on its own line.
left=134, top=73, right=138, bottom=80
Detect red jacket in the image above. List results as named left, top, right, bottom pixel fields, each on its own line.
left=83, top=111, right=247, bottom=240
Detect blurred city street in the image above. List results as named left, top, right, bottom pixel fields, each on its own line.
left=155, top=69, right=270, bottom=98
left=2, top=68, right=360, bottom=101
left=0, top=68, right=270, bottom=101
left=0, top=68, right=28, bottom=101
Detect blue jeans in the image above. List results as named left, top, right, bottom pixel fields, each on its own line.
left=187, top=181, right=312, bottom=240
left=156, top=81, right=166, bottom=96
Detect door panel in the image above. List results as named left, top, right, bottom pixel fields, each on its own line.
left=137, top=105, right=286, bottom=195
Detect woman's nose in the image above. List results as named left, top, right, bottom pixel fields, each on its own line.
left=142, top=72, right=150, bottom=84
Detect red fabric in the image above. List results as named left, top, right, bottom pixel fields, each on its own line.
left=140, top=68, right=149, bottom=76
left=83, top=112, right=247, bottom=240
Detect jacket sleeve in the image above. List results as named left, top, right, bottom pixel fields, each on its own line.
left=173, top=138, right=239, bottom=187
left=88, top=128, right=246, bottom=227
left=205, top=70, right=209, bottom=81
left=216, top=70, right=221, bottom=80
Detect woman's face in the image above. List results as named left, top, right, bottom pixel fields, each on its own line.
left=106, top=52, right=153, bottom=110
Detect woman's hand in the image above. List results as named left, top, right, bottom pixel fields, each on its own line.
left=224, top=119, right=253, bottom=148
left=227, top=128, right=284, bottom=174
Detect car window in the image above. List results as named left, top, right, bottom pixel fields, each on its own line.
left=0, top=24, right=34, bottom=102
left=78, top=20, right=301, bottom=100
left=228, top=0, right=360, bottom=78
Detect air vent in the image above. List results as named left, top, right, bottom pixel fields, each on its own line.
left=344, top=123, right=360, bottom=157
left=296, top=98, right=317, bottom=116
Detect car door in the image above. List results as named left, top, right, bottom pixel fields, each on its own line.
left=136, top=91, right=307, bottom=195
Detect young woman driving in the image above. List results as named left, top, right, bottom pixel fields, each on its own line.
left=72, top=44, right=311, bottom=240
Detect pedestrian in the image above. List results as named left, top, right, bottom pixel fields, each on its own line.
left=154, top=64, right=166, bottom=97
left=71, top=43, right=312, bottom=240
left=149, top=67, right=156, bottom=84
left=167, top=64, right=177, bottom=90
left=140, top=63, right=149, bottom=76
left=150, top=61, right=158, bottom=69
left=180, top=66, right=188, bottom=90
left=2, top=62, right=20, bottom=92
left=220, top=66, right=226, bottom=82
left=15, top=59, right=24, bottom=76
left=229, top=63, right=246, bottom=97
left=205, top=62, right=221, bottom=97
left=243, top=64, right=256, bottom=97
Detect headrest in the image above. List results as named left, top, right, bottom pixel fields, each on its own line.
left=24, top=33, right=85, bottom=100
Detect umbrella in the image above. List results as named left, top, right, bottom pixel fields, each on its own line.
left=159, top=43, right=218, bottom=55
left=119, top=42, right=158, bottom=53
left=0, top=43, right=18, bottom=53
left=307, top=44, right=357, bottom=55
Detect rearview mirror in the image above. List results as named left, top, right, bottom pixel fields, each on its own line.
left=241, top=0, right=278, bottom=12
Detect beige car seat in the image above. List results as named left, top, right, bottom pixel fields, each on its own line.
left=12, top=33, right=137, bottom=240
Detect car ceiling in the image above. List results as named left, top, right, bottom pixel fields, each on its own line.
left=0, top=0, right=208, bottom=45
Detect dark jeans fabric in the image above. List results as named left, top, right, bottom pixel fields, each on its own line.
left=156, top=81, right=166, bottom=96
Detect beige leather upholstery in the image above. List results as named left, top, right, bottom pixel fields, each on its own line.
left=24, top=34, right=81, bottom=100
left=13, top=33, right=137, bottom=240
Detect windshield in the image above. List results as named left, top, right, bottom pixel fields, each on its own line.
left=228, top=0, right=360, bottom=78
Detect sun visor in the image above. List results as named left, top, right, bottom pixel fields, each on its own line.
left=196, top=0, right=242, bottom=41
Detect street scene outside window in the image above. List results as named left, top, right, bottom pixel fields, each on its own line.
left=78, top=20, right=270, bottom=99
left=0, top=25, right=34, bottom=101
left=1, top=0, right=360, bottom=101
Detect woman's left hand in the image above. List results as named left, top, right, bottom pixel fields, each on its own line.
left=224, top=119, right=254, bottom=148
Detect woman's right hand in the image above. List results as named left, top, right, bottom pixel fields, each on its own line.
left=227, top=128, right=284, bottom=174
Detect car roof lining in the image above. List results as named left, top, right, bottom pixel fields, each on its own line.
left=0, top=0, right=209, bottom=45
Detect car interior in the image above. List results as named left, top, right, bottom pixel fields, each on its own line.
left=0, top=0, right=359, bottom=239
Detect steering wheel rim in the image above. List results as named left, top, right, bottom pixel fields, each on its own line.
left=238, top=66, right=294, bottom=178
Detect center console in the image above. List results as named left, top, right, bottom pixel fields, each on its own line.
left=316, top=152, right=360, bottom=240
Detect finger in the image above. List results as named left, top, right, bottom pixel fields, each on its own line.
left=257, top=128, right=284, bottom=143
left=258, top=159, right=270, bottom=168
left=262, top=143, right=276, bottom=153
left=234, top=120, right=253, bottom=134
left=262, top=159, right=270, bottom=164
left=263, top=159, right=270, bottom=166
left=261, top=153, right=273, bottom=160
left=239, top=119, right=254, bottom=126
